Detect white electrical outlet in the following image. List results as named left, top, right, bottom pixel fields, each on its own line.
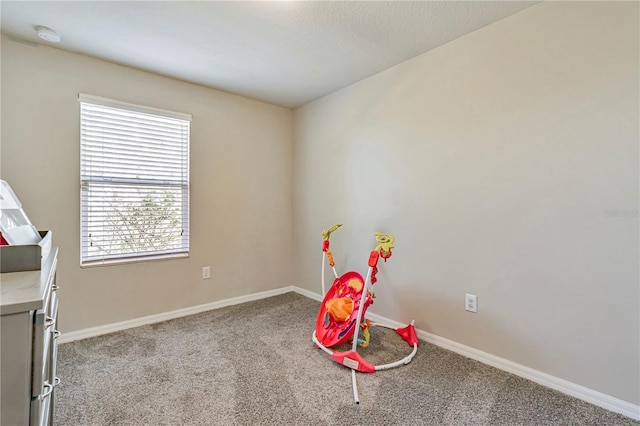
left=465, top=293, right=477, bottom=313
left=202, top=266, right=211, bottom=280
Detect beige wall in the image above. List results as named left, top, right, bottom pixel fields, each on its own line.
left=1, top=36, right=294, bottom=333
left=294, top=2, right=639, bottom=404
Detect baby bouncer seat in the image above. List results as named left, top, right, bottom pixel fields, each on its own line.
left=312, top=224, right=418, bottom=403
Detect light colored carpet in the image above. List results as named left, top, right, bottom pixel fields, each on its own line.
left=55, top=292, right=638, bottom=425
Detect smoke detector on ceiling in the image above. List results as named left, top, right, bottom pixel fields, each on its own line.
left=35, top=26, right=61, bottom=43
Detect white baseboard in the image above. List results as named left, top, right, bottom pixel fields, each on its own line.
left=292, top=287, right=640, bottom=421
left=58, top=286, right=297, bottom=344
left=291, top=285, right=322, bottom=301
left=58, top=285, right=639, bottom=420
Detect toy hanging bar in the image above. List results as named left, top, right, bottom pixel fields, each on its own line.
left=312, top=224, right=419, bottom=403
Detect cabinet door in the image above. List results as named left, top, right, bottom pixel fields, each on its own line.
left=0, top=312, right=33, bottom=425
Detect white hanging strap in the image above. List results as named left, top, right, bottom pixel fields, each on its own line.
left=321, top=252, right=327, bottom=296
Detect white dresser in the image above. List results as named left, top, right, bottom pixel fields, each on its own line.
left=1, top=248, right=60, bottom=426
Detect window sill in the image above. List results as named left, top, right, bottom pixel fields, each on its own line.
left=80, top=252, right=189, bottom=268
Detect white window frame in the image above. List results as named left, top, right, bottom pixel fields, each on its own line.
left=79, top=94, right=191, bottom=266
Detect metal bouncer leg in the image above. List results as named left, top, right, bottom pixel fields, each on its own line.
left=350, top=266, right=373, bottom=353
left=345, top=265, right=374, bottom=404
left=351, top=369, right=360, bottom=404
left=313, top=330, right=360, bottom=403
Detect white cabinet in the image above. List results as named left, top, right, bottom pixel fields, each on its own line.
left=1, top=248, right=60, bottom=426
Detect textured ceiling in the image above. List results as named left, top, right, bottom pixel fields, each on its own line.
left=1, top=1, right=538, bottom=108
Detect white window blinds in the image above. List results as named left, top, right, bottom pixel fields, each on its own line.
left=79, top=94, right=190, bottom=266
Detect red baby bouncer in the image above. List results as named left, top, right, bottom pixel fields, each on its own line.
left=312, top=224, right=419, bottom=403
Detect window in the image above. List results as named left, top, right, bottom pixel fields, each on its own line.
left=79, top=94, right=190, bottom=266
